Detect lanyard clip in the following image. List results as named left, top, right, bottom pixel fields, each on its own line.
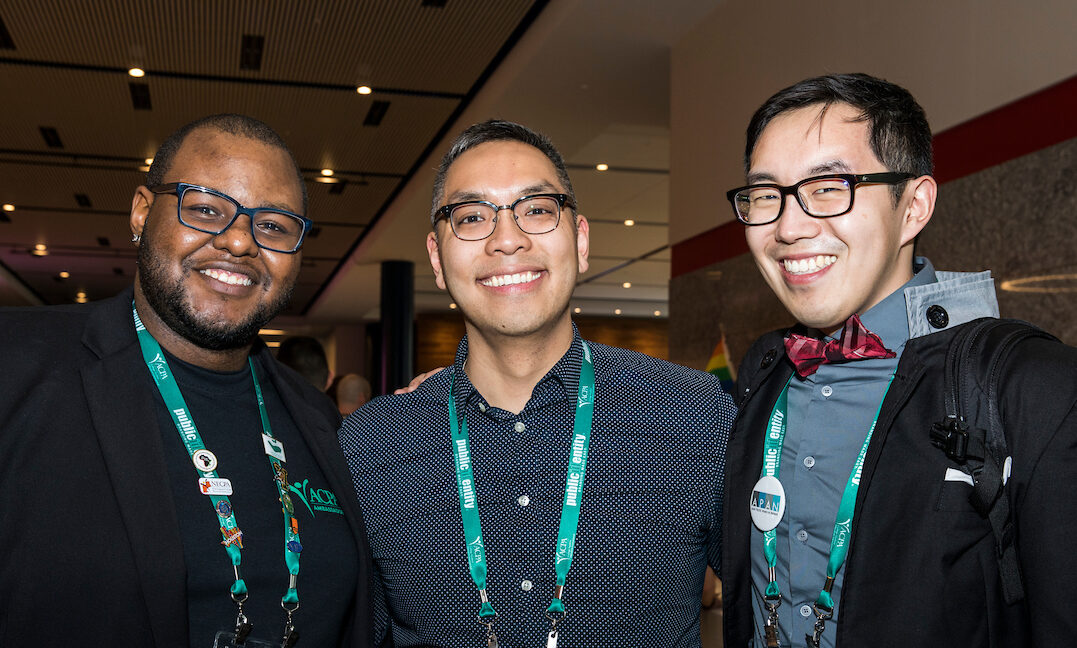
left=763, top=594, right=782, bottom=648
left=806, top=602, right=833, bottom=648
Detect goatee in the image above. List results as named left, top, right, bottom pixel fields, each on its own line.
left=136, top=239, right=293, bottom=351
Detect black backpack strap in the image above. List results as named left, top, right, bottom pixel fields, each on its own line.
left=931, top=318, right=1058, bottom=605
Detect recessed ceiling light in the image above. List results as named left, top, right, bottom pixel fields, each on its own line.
left=258, top=328, right=286, bottom=336
left=624, top=219, right=635, bottom=226
left=75, top=296, right=88, bottom=304
left=654, top=310, right=661, bottom=317
left=321, top=168, right=334, bottom=177
left=59, top=271, right=70, bottom=279
left=357, top=85, right=372, bottom=95
left=266, top=340, right=281, bottom=348
left=2, top=203, right=13, bottom=212
left=614, top=308, right=622, bottom=315
left=573, top=307, right=581, bottom=314
left=76, top=291, right=86, bottom=299
left=139, top=165, right=150, bottom=172
left=144, top=157, right=154, bottom=165
left=449, top=303, right=457, bottom=309
left=622, top=282, right=631, bottom=288
left=595, top=163, right=609, bottom=171
left=128, top=67, right=145, bottom=78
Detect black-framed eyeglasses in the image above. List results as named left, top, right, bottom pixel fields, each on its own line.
left=149, top=182, right=313, bottom=253
left=433, top=193, right=576, bottom=241
left=726, top=172, right=917, bottom=226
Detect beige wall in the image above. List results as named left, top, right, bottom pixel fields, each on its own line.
left=670, top=0, right=1077, bottom=244
left=668, top=1, right=1077, bottom=371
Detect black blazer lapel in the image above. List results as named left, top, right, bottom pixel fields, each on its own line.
left=81, top=294, right=188, bottom=647
left=723, top=334, right=793, bottom=643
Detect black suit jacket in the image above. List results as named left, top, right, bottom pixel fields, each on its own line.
left=721, top=324, right=1077, bottom=647
left=0, top=287, right=372, bottom=646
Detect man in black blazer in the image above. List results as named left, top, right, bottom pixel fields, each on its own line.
left=0, top=114, right=372, bottom=647
left=720, top=74, right=1077, bottom=647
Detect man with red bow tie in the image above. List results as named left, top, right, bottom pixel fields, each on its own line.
left=720, top=73, right=1077, bottom=647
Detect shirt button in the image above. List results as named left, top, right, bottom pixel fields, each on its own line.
left=796, top=529, right=808, bottom=542
left=800, top=604, right=813, bottom=618
left=521, top=580, right=533, bottom=591
left=517, top=494, right=530, bottom=507
left=803, top=456, right=816, bottom=469
left=514, top=421, right=526, bottom=433
left=478, top=403, right=487, bottom=413
left=821, top=385, right=833, bottom=398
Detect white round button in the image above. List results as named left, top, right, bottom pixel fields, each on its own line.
left=800, top=604, right=813, bottom=618
left=796, top=529, right=808, bottom=542
left=517, top=495, right=530, bottom=507
left=521, top=580, right=533, bottom=591
left=478, top=403, right=487, bottom=412
left=749, top=475, right=786, bottom=532
left=803, top=456, right=816, bottom=469
left=514, top=421, right=526, bottom=433
left=821, top=385, right=833, bottom=398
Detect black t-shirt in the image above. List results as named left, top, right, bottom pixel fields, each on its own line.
left=154, top=351, right=357, bottom=647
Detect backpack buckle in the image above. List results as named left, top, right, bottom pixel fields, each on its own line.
left=931, top=415, right=969, bottom=462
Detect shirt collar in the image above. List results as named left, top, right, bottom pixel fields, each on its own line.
left=850, top=257, right=1000, bottom=348
left=854, top=257, right=936, bottom=351
left=450, top=325, right=583, bottom=414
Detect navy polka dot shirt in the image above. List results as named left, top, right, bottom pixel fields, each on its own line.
left=340, top=329, right=734, bottom=647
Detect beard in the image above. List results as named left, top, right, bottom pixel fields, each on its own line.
left=136, top=239, right=294, bottom=351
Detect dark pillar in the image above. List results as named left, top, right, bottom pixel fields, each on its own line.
left=379, top=260, right=414, bottom=393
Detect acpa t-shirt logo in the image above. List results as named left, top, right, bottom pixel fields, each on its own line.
left=287, top=478, right=344, bottom=516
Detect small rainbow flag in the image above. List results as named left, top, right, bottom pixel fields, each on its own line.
left=706, top=330, right=736, bottom=393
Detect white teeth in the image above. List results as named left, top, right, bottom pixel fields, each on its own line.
left=200, top=268, right=253, bottom=286
left=782, top=255, right=837, bottom=275
left=480, top=271, right=540, bottom=287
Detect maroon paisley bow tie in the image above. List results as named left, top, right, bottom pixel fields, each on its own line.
left=784, top=314, right=896, bottom=378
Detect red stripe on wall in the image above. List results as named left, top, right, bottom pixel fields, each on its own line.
left=671, top=73, right=1077, bottom=278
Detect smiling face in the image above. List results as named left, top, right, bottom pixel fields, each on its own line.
left=427, top=140, right=589, bottom=342
left=744, top=103, right=934, bottom=331
left=130, top=127, right=304, bottom=351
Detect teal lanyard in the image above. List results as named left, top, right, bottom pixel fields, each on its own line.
left=447, top=341, right=595, bottom=641
left=760, top=374, right=894, bottom=644
left=133, top=304, right=302, bottom=620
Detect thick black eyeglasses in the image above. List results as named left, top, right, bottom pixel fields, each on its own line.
left=433, top=193, right=575, bottom=241
left=149, top=182, right=313, bottom=253
left=726, top=172, right=916, bottom=225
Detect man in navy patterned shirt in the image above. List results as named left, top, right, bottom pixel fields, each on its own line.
left=340, top=120, right=735, bottom=647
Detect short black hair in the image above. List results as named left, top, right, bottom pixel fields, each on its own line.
left=430, top=119, right=577, bottom=227
left=745, top=73, right=933, bottom=203
left=146, top=113, right=308, bottom=213
left=276, top=336, right=330, bottom=391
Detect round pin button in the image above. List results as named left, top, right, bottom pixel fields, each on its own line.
left=287, top=540, right=303, bottom=553
left=192, top=449, right=218, bottom=472
left=750, top=475, right=786, bottom=532
left=215, top=500, right=233, bottom=517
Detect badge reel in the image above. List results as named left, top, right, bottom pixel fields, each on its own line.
left=750, top=475, right=787, bottom=532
